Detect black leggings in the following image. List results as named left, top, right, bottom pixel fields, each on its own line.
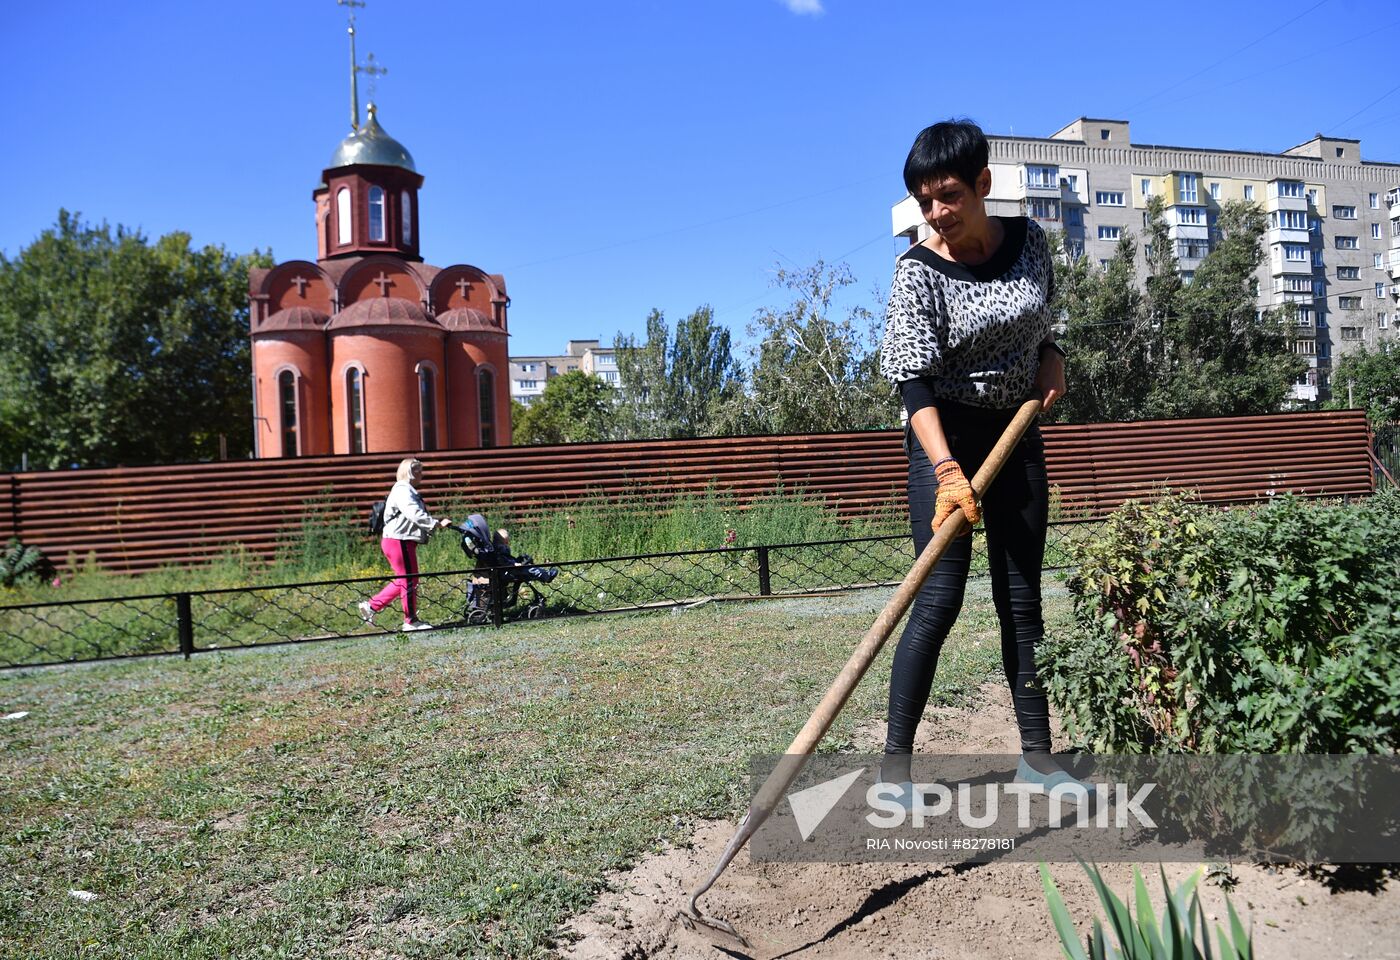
left=884, top=402, right=1052, bottom=777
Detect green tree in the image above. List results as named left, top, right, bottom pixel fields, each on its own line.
left=1327, top=341, right=1400, bottom=424
left=744, top=260, right=900, bottom=435
left=613, top=305, right=742, bottom=438
left=511, top=370, right=615, bottom=445
left=0, top=210, right=271, bottom=468
left=1050, top=230, right=1153, bottom=423
left=1147, top=200, right=1305, bottom=417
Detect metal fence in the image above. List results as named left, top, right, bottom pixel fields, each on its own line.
left=1375, top=424, right=1399, bottom=489
left=0, top=522, right=1094, bottom=670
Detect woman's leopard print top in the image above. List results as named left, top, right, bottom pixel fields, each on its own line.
left=879, top=216, right=1054, bottom=409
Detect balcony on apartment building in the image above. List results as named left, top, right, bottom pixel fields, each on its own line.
left=1266, top=179, right=1310, bottom=213
left=1387, top=189, right=1400, bottom=221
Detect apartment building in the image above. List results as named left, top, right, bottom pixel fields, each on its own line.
left=508, top=339, right=619, bottom=406
left=891, top=118, right=1400, bottom=402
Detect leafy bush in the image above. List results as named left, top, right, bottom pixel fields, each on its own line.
left=1041, top=861, right=1253, bottom=959
left=1, top=539, right=53, bottom=588
left=1042, top=490, right=1400, bottom=753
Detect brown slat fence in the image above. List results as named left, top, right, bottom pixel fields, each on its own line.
left=0, top=410, right=1374, bottom=573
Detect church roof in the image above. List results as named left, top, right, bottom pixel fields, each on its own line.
left=328, top=104, right=416, bottom=173
left=436, top=307, right=501, bottom=333
left=258, top=306, right=328, bottom=332
left=328, top=296, right=439, bottom=331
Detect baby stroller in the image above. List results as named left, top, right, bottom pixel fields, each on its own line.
left=458, top=514, right=559, bottom=624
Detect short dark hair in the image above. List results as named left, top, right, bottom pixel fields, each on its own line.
left=902, top=119, right=989, bottom=195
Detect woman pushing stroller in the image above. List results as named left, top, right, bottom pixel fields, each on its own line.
left=359, top=458, right=452, bottom=632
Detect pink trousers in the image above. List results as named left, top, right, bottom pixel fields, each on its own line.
left=370, top=538, right=418, bottom=622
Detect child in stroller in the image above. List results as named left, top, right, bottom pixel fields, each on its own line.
left=458, top=514, right=559, bottom=624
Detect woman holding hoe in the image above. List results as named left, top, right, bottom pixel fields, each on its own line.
left=879, top=119, right=1080, bottom=796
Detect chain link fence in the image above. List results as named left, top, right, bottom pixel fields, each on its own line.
left=2, top=522, right=1093, bottom=669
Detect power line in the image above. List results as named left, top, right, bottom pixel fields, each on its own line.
left=1114, top=0, right=1332, bottom=116
left=1327, top=78, right=1400, bottom=136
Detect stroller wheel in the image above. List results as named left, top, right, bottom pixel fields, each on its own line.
left=467, top=609, right=490, bottom=626
left=526, top=604, right=545, bottom=620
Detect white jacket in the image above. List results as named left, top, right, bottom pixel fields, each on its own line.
left=382, top=481, right=441, bottom=543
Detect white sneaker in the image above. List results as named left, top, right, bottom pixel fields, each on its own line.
left=401, top=620, right=432, bottom=632
left=357, top=601, right=375, bottom=625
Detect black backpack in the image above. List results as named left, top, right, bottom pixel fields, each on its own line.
left=368, top=499, right=395, bottom=536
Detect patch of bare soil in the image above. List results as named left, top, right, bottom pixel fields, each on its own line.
left=560, top=683, right=1400, bottom=959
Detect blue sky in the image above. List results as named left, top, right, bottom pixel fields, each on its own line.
left=5, top=0, right=1400, bottom=357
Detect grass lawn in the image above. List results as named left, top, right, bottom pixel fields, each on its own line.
left=0, top=581, right=1071, bottom=959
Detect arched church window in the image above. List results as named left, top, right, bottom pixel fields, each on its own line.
left=346, top=367, right=366, bottom=454
left=401, top=190, right=412, bottom=245
left=368, top=186, right=385, bottom=242
left=278, top=370, right=299, bottom=457
left=418, top=364, right=437, bottom=451
left=336, top=188, right=352, bottom=245
left=477, top=369, right=496, bottom=448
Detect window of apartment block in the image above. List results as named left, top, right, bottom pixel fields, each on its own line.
left=1276, top=180, right=1304, bottom=198
left=1381, top=313, right=1391, bottom=329
left=1393, top=219, right=1400, bottom=237
left=1338, top=266, right=1360, bottom=280
left=1100, top=128, right=1111, bottom=140
left=1273, top=210, right=1307, bottom=230
left=1065, top=206, right=1083, bottom=227
left=1141, top=178, right=1151, bottom=196
left=1310, top=278, right=1325, bottom=296
left=1064, top=174, right=1079, bottom=191
left=1095, top=191, right=1125, bottom=206
left=1336, top=236, right=1359, bottom=249
left=1333, top=205, right=1357, bottom=219
left=1177, top=207, right=1204, bottom=225
left=1293, top=339, right=1317, bottom=355
left=1177, top=239, right=1209, bottom=259
left=1181, top=270, right=1196, bottom=284
left=1026, top=165, right=1058, bottom=188
left=1098, top=225, right=1121, bottom=240
left=1370, top=193, right=1380, bottom=209
left=1373, top=223, right=1382, bottom=239
left=1098, top=259, right=1110, bottom=273
left=1379, top=283, right=1387, bottom=299
left=1209, top=182, right=1220, bottom=200
left=1283, top=243, right=1308, bottom=262
left=1313, top=249, right=1325, bottom=266
left=1027, top=198, right=1060, bottom=221
left=1339, top=296, right=1362, bottom=310
left=1307, top=189, right=1318, bottom=205
left=1178, top=174, right=1198, bottom=203
left=1341, top=326, right=1363, bottom=340
left=1066, top=240, right=1084, bottom=259
left=1376, top=254, right=1385, bottom=269
left=1244, top=185, right=1255, bottom=201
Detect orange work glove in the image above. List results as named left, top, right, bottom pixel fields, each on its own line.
left=932, top=458, right=979, bottom=534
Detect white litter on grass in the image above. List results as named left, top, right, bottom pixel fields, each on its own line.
left=2, top=712, right=28, bottom=721
left=68, top=889, right=98, bottom=903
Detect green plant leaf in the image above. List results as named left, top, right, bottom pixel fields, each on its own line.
left=1040, top=863, right=1091, bottom=960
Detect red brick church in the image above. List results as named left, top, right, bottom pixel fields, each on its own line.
left=248, top=101, right=511, bottom=457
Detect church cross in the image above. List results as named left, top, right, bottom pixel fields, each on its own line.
left=373, top=271, right=394, bottom=296
left=454, top=277, right=472, bottom=300
left=290, top=276, right=309, bottom=297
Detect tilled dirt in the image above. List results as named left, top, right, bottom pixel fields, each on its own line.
left=560, top=684, right=1400, bottom=959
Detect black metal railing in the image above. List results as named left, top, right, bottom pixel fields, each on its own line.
left=1375, top=424, right=1399, bottom=488
left=0, top=521, right=1093, bottom=670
